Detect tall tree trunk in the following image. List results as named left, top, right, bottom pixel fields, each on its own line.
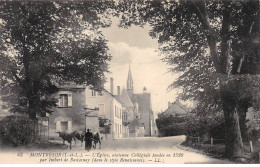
left=28, top=96, right=39, bottom=120
left=237, top=101, right=250, bottom=142
left=221, top=90, right=243, bottom=157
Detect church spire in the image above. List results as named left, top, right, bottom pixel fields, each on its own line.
left=127, top=65, right=134, bottom=93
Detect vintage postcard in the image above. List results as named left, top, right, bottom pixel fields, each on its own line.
left=0, top=0, right=259, bottom=164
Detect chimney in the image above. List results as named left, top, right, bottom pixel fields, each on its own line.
left=168, top=101, right=171, bottom=107
left=117, top=86, right=120, bottom=96
left=110, top=77, right=114, bottom=95
left=143, top=87, right=147, bottom=93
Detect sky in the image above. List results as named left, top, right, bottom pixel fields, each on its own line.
left=101, top=17, right=180, bottom=114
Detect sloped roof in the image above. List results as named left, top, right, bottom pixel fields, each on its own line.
left=128, top=118, right=145, bottom=127
left=131, top=93, right=151, bottom=111
left=102, top=89, right=123, bottom=105
left=163, top=101, right=188, bottom=116
left=57, top=82, right=86, bottom=89
left=117, top=88, right=134, bottom=108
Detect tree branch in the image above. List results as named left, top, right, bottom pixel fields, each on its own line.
left=220, top=2, right=233, bottom=76
left=191, top=0, right=222, bottom=73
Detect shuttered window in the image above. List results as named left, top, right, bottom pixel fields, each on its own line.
left=56, top=121, right=61, bottom=132
left=59, top=93, right=72, bottom=107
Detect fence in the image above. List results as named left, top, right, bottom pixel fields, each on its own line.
left=186, top=136, right=258, bottom=153
left=186, top=136, right=225, bottom=145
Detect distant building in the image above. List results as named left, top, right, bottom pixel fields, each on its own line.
left=115, top=66, right=157, bottom=137
left=128, top=118, right=145, bottom=137
left=163, top=100, right=189, bottom=117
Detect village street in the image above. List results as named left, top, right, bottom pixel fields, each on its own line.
left=64, top=135, right=232, bottom=164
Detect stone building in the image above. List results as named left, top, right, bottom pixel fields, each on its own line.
left=49, top=84, right=86, bottom=138
left=115, top=66, right=157, bottom=137
left=48, top=78, right=126, bottom=140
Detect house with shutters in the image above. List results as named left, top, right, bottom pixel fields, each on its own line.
left=49, top=84, right=87, bottom=138
left=49, top=80, right=126, bottom=139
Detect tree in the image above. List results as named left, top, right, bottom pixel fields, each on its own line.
left=0, top=1, right=113, bottom=120
left=116, top=0, right=260, bottom=157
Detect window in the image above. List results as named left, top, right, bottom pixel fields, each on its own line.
left=59, top=93, right=72, bottom=107
left=91, top=90, right=96, bottom=96
left=59, top=94, right=68, bottom=107
left=61, top=121, right=68, bottom=131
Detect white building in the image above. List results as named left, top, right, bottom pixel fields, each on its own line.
left=85, top=78, right=124, bottom=139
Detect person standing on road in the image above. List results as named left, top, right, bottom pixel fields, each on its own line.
left=85, top=129, right=93, bottom=151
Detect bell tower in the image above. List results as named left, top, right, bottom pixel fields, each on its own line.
left=127, top=65, right=134, bottom=95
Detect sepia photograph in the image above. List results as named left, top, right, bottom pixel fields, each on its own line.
left=0, top=0, right=259, bottom=164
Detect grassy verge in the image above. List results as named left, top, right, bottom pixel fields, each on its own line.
left=0, top=140, right=68, bottom=151
left=181, top=140, right=259, bottom=163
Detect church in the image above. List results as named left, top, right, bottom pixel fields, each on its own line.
left=116, top=66, right=157, bottom=137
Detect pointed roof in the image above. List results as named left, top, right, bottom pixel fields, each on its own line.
left=118, top=88, right=134, bottom=108
left=127, top=65, right=133, bottom=83
left=127, top=65, right=133, bottom=90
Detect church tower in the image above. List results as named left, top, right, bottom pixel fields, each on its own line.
left=127, top=65, right=134, bottom=95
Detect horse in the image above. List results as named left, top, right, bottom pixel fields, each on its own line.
left=92, top=132, right=101, bottom=149
left=72, top=131, right=85, bottom=146
left=57, top=131, right=74, bottom=150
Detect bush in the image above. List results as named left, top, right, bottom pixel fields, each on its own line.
left=163, top=122, right=186, bottom=136
left=186, top=113, right=225, bottom=139
left=0, top=115, right=37, bottom=147
left=156, top=113, right=189, bottom=136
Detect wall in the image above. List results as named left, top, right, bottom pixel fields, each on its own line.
left=136, top=93, right=152, bottom=136
left=85, top=116, right=99, bottom=133
left=112, top=99, right=123, bottom=139
left=49, top=87, right=86, bottom=138
left=85, top=88, right=112, bottom=120
left=85, top=88, right=123, bottom=139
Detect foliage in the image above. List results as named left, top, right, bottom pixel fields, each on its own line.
left=156, top=113, right=188, bottom=136
left=116, top=0, right=259, bottom=110
left=0, top=115, right=37, bottom=147
left=246, top=107, right=260, bottom=141
left=156, top=112, right=225, bottom=139
left=116, top=0, right=259, bottom=156
left=186, top=112, right=225, bottom=139
left=182, top=142, right=226, bottom=159
left=0, top=1, right=114, bottom=119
